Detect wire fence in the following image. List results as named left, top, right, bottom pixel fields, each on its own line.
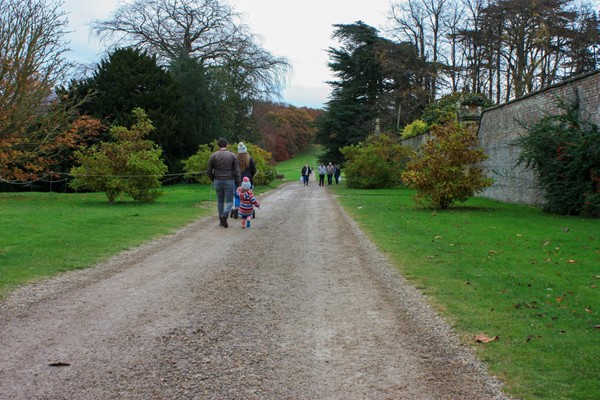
left=0, top=168, right=274, bottom=191
left=0, top=171, right=208, bottom=193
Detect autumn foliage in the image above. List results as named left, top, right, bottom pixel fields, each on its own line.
left=0, top=0, right=104, bottom=183
left=0, top=107, right=103, bottom=182
left=402, top=121, right=493, bottom=209
left=253, top=102, right=323, bottom=161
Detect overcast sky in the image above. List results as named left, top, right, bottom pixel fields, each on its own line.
left=62, top=0, right=394, bottom=109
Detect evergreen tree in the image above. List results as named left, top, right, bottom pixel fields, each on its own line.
left=317, top=22, right=428, bottom=164
left=169, top=53, right=222, bottom=146
left=317, top=22, right=386, bottom=164
left=77, top=48, right=187, bottom=172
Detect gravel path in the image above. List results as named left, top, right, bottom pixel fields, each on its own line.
left=0, top=182, right=510, bottom=399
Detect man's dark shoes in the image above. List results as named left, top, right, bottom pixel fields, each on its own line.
left=219, top=216, right=228, bottom=228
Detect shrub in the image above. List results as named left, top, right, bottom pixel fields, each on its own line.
left=460, top=93, right=493, bottom=107
left=70, top=108, right=167, bottom=203
left=401, top=121, right=493, bottom=209
left=242, top=143, right=277, bottom=186
left=421, top=93, right=462, bottom=125
left=182, top=141, right=277, bottom=186
left=401, top=119, right=429, bottom=139
left=182, top=144, right=213, bottom=184
left=517, top=96, right=600, bottom=217
left=341, top=134, right=411, bottom=189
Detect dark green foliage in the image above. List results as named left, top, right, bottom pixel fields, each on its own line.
left=316, top=22, right=382, bottom=164
left=317, top=22, right=428, bottom=164
left=460, top=93, right=494, bottom=107
left=421, top=92, right=494, bottom=125
left=75, top=48, right=188, bottom=173
left=421, top=93, right=462, bottom=125
left=169, top=53, right=221, bottom=150
left=207, top=62, right=261, bottom=145
left=341, top=134, right=410, bottom=189
left=517, top=96, right=600, bottom=217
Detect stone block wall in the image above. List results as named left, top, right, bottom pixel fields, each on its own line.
left=477, top=70, right=600, bottom=205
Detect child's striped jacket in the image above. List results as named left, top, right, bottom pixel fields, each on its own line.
left=236, top=187, right=260, bottom=217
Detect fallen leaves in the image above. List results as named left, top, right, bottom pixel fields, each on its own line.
left=475, top=333, right=499, bottom=343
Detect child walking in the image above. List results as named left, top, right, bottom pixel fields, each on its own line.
left=236, top=177, right=260, bottom=228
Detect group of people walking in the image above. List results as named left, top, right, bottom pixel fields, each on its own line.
left=206, top=138, right=260, bottom=229
left=301, top=162, right=341, bottom=186
left=207, top=138, right=343, bottom=228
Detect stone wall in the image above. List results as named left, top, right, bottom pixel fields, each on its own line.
left=399, top=71, right=600, bottom=206
left=477, top=70, right=600, bottom=205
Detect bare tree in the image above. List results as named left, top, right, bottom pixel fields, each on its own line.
left=388, top=0, right=450, bottom=100
left=91, top=0, right=240, bottom=64
left=388, top=0, right=427, bottom=59
left=91, top=0, right=289, bottom=100
left=442, top=0, right=467, bottom=92
left=0, top=0, right=97, bottom=182
left=385, top=0, right=599, bottom=104
left=458, top=0, right=487, bottom=94
left=0, top=0, right=71, bottom=127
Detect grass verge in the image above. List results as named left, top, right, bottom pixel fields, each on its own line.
left=331, top=184, right=599, bottom=400
left=0, top=184, right=214, bottom=298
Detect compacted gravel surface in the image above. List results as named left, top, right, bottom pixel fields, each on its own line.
left=0, top=182, right=510, bottom=399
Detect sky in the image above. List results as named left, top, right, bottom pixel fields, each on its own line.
left=62, top=0, right=395, bottom=109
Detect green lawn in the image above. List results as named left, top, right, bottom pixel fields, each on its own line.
left=330, top=184, right=599, bottom=400
left=0, top=184, right=214, bottom=296
left=271, top=144, right=322, bottom=183
left=1, top=155, right=598, bottom=399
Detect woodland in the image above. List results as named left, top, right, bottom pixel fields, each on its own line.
left=1, top=0, right=599, bottom=191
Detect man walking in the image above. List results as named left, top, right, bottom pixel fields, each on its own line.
left=207, top=138, right=241, bottom=228
left=318, top=163, right=326, bottom=187
left=326, top=162, right=335, bottom=185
